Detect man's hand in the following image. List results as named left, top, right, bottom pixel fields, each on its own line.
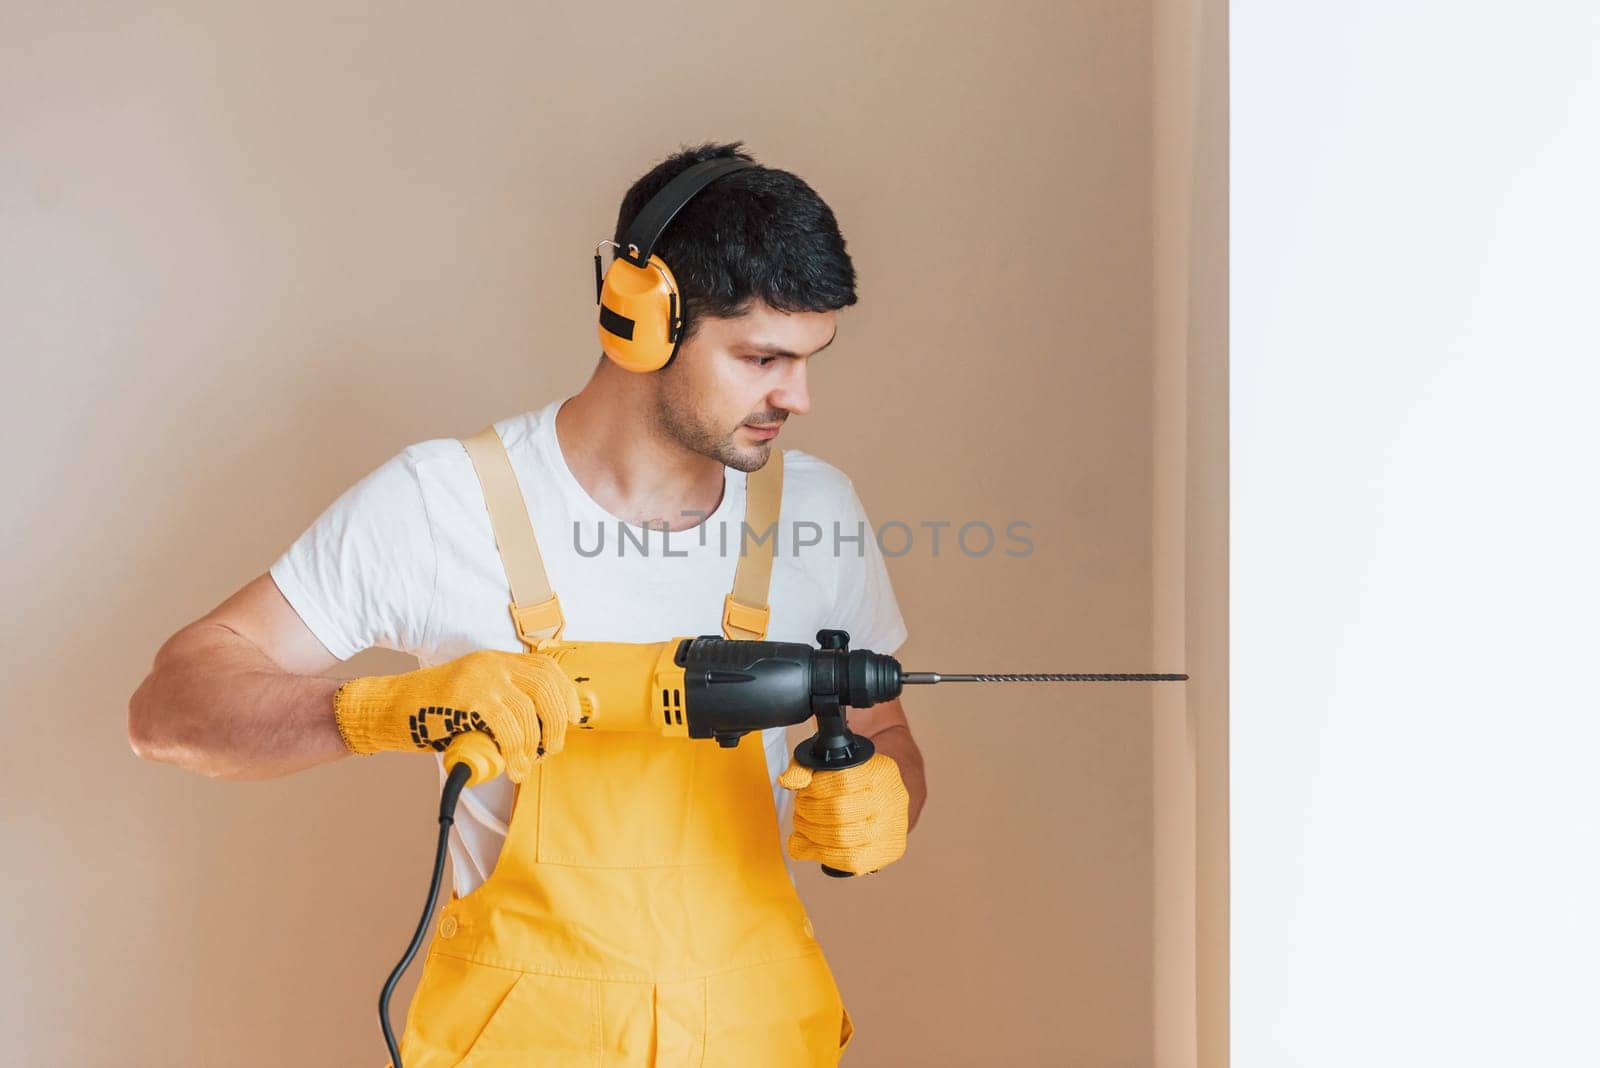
left=332, top=650, right=582, bottom=782
left=777, top=752, right=910, bottom=875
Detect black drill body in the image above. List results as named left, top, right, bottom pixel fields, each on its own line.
left=675, top=628, right=900, bottom=772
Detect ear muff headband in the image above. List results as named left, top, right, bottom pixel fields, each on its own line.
left=595, top=157, right=756, bottom=373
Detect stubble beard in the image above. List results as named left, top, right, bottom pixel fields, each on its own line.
left=653, top=378, right=771, bottom=474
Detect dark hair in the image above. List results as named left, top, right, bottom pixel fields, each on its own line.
left=612, top=141, right=857, bottom=343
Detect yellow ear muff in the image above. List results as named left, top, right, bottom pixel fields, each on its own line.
left=594, top=156, right=756, bottom=372
left=596, top=251, right=683, bottom=374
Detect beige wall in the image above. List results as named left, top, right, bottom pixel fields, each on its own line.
left=1, top=3, right=1223, bottom=1065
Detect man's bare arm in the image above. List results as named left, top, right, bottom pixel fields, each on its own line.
left=849, top=697, right=927, bottom=832
left=128, top=573, right=353, bottom=781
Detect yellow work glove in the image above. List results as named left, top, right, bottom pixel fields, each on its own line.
left=777, top=752, right=910, bottom=876
left=332, top=650, right=582, bottom=783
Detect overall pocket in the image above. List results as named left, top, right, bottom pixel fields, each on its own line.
left=457, top=967, right=601, bottom=1066
left=535, top=733, right=701, bottom=866
left=702, top=949, right=850, bottom=1067
left=398, top=950, right=600, bottom=1067
left=395, top=950, right=520, bottom=1066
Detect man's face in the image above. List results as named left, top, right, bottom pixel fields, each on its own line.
left=652, top=301, right=838, bottom=473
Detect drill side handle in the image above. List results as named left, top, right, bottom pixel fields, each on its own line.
left=793, top=703, right=877, bottom=879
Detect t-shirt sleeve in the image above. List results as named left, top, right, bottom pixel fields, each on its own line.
left=829, top=477, right=909, bottom=657
left=268, top=448, right=438, bottom=662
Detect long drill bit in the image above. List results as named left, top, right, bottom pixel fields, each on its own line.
left=901, top=672, right=1188, bottom=683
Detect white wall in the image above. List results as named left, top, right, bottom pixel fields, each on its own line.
left=1233, top=4, right=1600, bottom=1065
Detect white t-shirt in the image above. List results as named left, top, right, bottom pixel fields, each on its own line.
left=270, top=397, right=908, bottom=897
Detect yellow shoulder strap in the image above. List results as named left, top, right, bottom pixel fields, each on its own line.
left=460, top=425, right=565, bottom=649
left=723, top=449, right=783, bottom=641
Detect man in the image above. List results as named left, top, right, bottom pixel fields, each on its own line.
left=128, top=141, right=927, bottom=1064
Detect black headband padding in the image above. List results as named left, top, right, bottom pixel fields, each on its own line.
left=620, top=158, right=756, bottom=267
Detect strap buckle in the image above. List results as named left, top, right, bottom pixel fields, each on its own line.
left=510, top=594, right=565, bottom=647
left=722, top=593, right=769, bottom=640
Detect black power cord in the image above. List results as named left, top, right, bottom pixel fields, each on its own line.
left=379, top=760, right=473, bottom=1068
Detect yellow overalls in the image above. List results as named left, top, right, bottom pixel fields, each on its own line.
left=389, top=425, right=855, bottom=1066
